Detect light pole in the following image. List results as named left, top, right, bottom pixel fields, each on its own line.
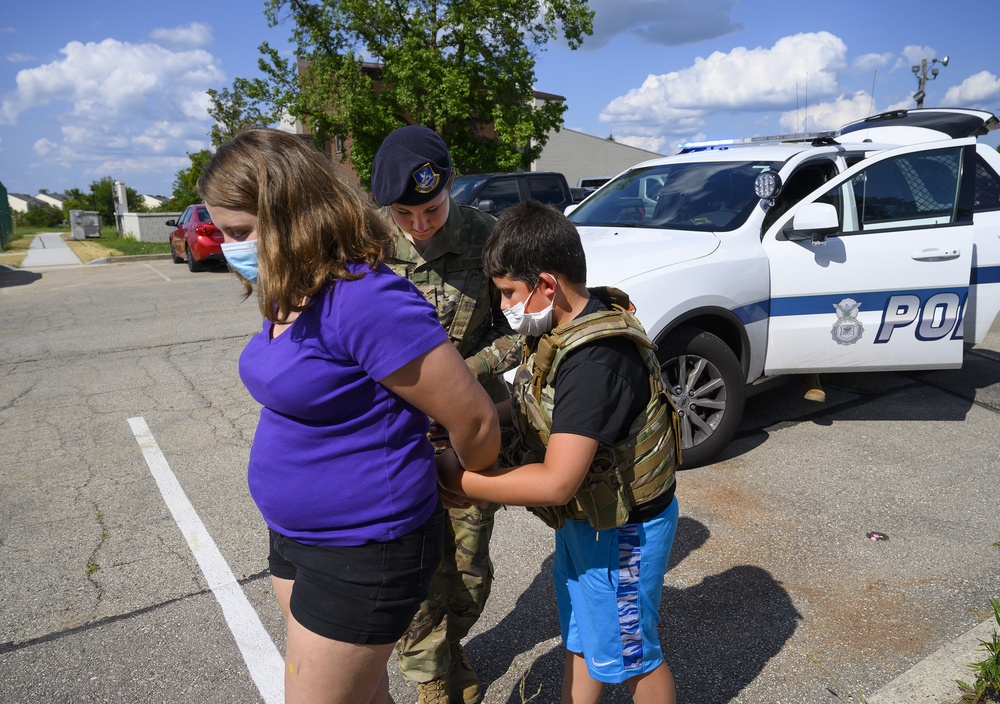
left=912, top=55, right=949, bottom=108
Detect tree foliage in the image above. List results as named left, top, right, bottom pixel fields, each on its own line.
left=59, top=180, right=143, bottom=228
left=62, top=187, right=93, bottom=215
left=13, top=203, right=63, bottom=228
left=244, top=0, right=593, bottom=185
left=162, top=150, right=215, bottom=211
left=207, top=77, right=284, bottom=148
left=86, top=177, right=144, bottom=227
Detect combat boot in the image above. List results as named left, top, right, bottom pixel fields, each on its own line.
left=416, top=677, right=450, bottom=704
left=448, top=644, right=483, bottom=704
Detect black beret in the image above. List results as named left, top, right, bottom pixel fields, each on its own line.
left=371, top=125, right=452, bottom=206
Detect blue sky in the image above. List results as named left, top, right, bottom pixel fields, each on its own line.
left=2, top=0, right=999, bottom=198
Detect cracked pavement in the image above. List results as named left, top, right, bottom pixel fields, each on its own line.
left=1, top=260, right=998, bottom=703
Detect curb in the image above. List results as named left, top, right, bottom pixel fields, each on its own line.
left=868, top=615, right=998, bottom=704
left=86, top=253, right=173, bottom=266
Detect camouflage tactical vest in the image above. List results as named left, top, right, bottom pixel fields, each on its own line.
left=509, top=287, right=681, bottom=531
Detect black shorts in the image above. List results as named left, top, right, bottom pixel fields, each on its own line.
left=268, top=504, right=445, bottom=645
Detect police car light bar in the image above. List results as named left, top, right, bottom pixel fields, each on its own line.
left=678, top=130, right=838, bottom=153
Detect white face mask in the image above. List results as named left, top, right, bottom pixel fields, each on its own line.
left=503, top=279, right=555, bottom=336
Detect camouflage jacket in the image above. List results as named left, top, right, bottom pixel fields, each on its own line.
left=384, top=199, right=521, bottom=402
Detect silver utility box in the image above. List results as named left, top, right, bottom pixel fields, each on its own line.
left=70, top=210, right=101, bottom=240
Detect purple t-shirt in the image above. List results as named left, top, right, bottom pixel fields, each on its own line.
left=239, top=262, right=449, bottom=546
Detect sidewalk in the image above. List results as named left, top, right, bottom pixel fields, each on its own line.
left=868, top=615, right=998, bottom=704
left=20, top=232, right=84, bottom=269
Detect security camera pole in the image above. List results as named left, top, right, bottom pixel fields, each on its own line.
left=912, top=55, right=949, bottom=108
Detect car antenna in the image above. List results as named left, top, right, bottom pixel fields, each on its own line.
left=868, top=71, right=877, bottom=116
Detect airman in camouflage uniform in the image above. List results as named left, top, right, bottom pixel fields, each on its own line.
left=372, top=126, right=520, bottom=704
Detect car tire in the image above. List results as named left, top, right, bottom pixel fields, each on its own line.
left=186, top=243, right=204, bottom=272
left=657, top=327, right=745, bottom=469
left=171, top=245, right=183, bottom=264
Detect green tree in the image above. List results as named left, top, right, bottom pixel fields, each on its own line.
left=62, top=187, right=93, bottom=215
left=21, top=203, right=64, bottom=228
left=207, top=77, right=283, bottom=148
left=162, top=150, right=214, bottom=211
left=88, top=177, right=144, bottom=229
left=244, top=0, right=593, bottom=186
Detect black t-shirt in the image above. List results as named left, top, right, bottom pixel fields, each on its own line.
left=550, top=296, right=650, bottom=442
left=548, top=296, right=674, bottom=522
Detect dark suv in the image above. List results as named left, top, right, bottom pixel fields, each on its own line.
left=452, top=172, right=574, bottom=215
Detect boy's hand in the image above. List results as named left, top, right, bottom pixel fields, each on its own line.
left=436, top=449, right=487, bottom=509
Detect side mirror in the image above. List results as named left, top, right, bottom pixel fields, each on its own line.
left=564, top=204, right=578, bottom=216
left=784, top=202, right=839, bottom=245
left=165, top=219, right=177, bottom=226
left=476, top=199, right=496, bottom=214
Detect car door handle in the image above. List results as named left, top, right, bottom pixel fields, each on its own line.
left=911, top=248, right=960, bottom=261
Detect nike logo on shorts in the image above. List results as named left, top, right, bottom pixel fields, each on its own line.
left=590, top=657, right=617, bottom=668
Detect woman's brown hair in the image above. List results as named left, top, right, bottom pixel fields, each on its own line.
left=198, top=128, right=394, bottom=323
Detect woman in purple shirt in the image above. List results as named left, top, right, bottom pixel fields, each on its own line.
left=198, top=129, right=500, bottom=704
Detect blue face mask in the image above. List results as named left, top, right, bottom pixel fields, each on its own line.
left=221, top=240, right=259, bottom=283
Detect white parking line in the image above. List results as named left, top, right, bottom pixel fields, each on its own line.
left=127, top=417, right=284, bottom=703
left=142, top=262, right=171, bottom=281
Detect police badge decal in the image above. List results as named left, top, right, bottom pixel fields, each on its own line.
left=412, top=163, right=440, bottom=194
left=832, top=297, right=864, bottom=345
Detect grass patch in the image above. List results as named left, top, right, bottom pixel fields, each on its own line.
left=63, top=228, right=172, bottom=264
left=1, top=232, right=33, bottom=267
left=12, top=225, right=70, bottom=236
left=0, top=252, right=27, bottom=267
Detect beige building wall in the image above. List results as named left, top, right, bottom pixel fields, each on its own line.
left=532, top=128, right=664, bottom=187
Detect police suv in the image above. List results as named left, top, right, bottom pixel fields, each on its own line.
left=566, top=108, right=1000, bottom=467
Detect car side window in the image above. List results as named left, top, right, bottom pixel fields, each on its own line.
left=844, top=147, right=962, bottom=232
left=763, top=160, right=837, bottom=231
left=477, top=179, right=520, bottom=213
left=526, top=176, right=566, bottom=205
left=974, top=154, right=1000, bottom=212
left=178, top=208, right=191, bottom=226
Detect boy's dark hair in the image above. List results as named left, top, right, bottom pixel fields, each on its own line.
left=482, top=200, right=587, bottom=285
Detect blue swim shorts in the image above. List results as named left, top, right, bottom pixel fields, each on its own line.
left=553, top=497, right=678, bottom=683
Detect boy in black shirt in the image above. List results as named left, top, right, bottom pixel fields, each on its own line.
left=437, top=201, right=679, bottom=704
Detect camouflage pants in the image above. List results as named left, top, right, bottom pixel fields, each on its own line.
left=396, top=502, right=498, bottom=682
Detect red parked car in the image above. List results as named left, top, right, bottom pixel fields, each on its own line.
left=166, top=204, right=224, bottom=272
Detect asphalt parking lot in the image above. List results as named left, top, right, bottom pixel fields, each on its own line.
left=1, top=259, right=998, bottom=703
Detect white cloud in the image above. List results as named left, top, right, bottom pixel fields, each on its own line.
left=1, top=38, right=224, bottom=126
left=585, top=0, right=743, bottom=49
left=942, top=71, right=1000, bottom=107
left=6, top=52, right=34, bottom=63
left=34, top=138, right=58, bottom=156
left=901, top=45, right=941, bottom=67
left=0, top=36, right=222, bottom=190
left=616, top=134, right=671, bottom=153
left=149, top=22, right=214, bottom=50
left=778, top=91, right=875, bottom=133
left=600, top=31, right=848, bottom=138
left=852, top=53, right=893, bottom=73
left=90, top=155, right=191, bottom=178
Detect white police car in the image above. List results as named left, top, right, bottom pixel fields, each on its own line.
left=567, top=108, right=1000, bottom=466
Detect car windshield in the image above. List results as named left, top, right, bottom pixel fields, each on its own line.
left=568, top=161, right=782, bottom=232
left=452, top=175, right=488, bottom=204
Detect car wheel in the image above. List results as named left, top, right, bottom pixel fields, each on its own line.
left=171, top=244, right=183, bottom=264
left=186, top=243, right=204, bottom=272
left=658, top=327, right=745, bottom=468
